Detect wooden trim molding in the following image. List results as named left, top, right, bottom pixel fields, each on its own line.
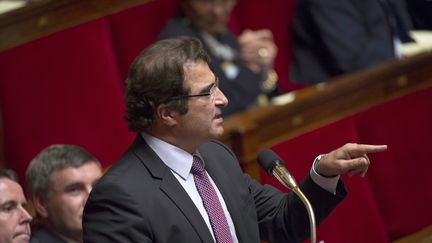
left=0, top=0, right=151, bottom=52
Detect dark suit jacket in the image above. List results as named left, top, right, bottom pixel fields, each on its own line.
left=83, top=135, right=346, bottom=243
left=30, top=227, right=68, bottom=243
left=406, top=0, right=432, bottom=29
left=290, top=0, right=398, bottom=85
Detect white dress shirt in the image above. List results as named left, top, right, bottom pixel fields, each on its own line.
left=141, top=132, right=239, bottom=242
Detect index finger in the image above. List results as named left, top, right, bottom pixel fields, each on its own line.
left=360, top=144, right=387, bottom=152
left=346, top=144, right=387, bottom=156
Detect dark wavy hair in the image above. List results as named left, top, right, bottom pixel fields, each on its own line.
left=125, top=36, right=210, bottom=131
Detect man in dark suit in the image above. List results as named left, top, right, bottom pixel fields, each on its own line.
left=83, top=36, right=387, bottom=243
left=290, top=0, right=412, bottom=85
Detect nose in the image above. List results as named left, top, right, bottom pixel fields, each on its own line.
left=84, top=185, right=93, bottom=200
left=210, top=4, right=232, bottom=25
left=19, top=206, right=32, bottom=223
left=79, top=187, right=93, bottom=208
left=214, top=87, right=228, bottom=107
left=210, top=4, right=226, bottom=17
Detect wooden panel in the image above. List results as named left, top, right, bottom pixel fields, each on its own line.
left=0, top=0, right=151, bottom=52
left=393, top=225, right=432, bottom=243
left=221, top=52, right=432, bottom=180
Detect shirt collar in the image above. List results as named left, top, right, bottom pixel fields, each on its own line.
left=141, top=132, right=202, bottom=180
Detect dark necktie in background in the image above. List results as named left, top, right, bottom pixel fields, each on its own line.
left=191, top=155, right=234, bottom=243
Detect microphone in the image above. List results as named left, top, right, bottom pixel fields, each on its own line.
left=257, top=149, right=299, bottom=190
left=257, top=149, right=317, bottom=243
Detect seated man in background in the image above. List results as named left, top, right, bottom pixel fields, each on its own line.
left=159, top=0, right=279, bottom=116
left=0, top=169, right=32, bottom=243
left=26, top=145, right=102, bottom=243
left=290, top=0, right=413, bottom=85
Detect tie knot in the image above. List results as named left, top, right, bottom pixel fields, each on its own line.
left=191, top=155, right=205, bottom=175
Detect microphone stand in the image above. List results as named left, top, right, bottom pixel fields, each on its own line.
left=273, top=164, right=317, bottom=243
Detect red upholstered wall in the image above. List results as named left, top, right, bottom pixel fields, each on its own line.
left=261, top=87, right=432, bottom=242
left=234, top=0, right=304, bottom=92
left=0, top=18, right=135, bottom=185
left=355, top=87, right=432, bottom=241
left=108, top=0, right=179, bottom=81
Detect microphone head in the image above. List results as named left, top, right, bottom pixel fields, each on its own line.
left=257, top=149, right=285, bottom=176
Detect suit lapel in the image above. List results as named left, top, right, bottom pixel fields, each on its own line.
left=131, top=135, right=215, bottom=243
left=159, top=175, right=215, bottom=243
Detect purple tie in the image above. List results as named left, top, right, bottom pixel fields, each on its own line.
left=191, top=155, right=234, bottom=243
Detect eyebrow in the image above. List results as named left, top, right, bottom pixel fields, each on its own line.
left=1, top=200, right=23, bottom=209
left=199, top=82, right=215, bottom=94
left=1, top=200, right=16, bottom=207
left=198, top=76, right=218, bottom=94
left=63, top=182, right=85, bottom=191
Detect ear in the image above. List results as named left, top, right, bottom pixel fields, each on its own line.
left=155, top=104, right=178, bottom=126
left=33, top=194, right=49, bottom=218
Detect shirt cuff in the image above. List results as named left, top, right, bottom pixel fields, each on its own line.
left=310, top=154, right=340, bottom=195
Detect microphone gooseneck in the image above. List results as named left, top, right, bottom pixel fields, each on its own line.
left=257, top=149, right=317, bottom=243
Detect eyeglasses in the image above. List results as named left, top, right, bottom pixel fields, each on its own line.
left=170, top=77, right=219, bottom=100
